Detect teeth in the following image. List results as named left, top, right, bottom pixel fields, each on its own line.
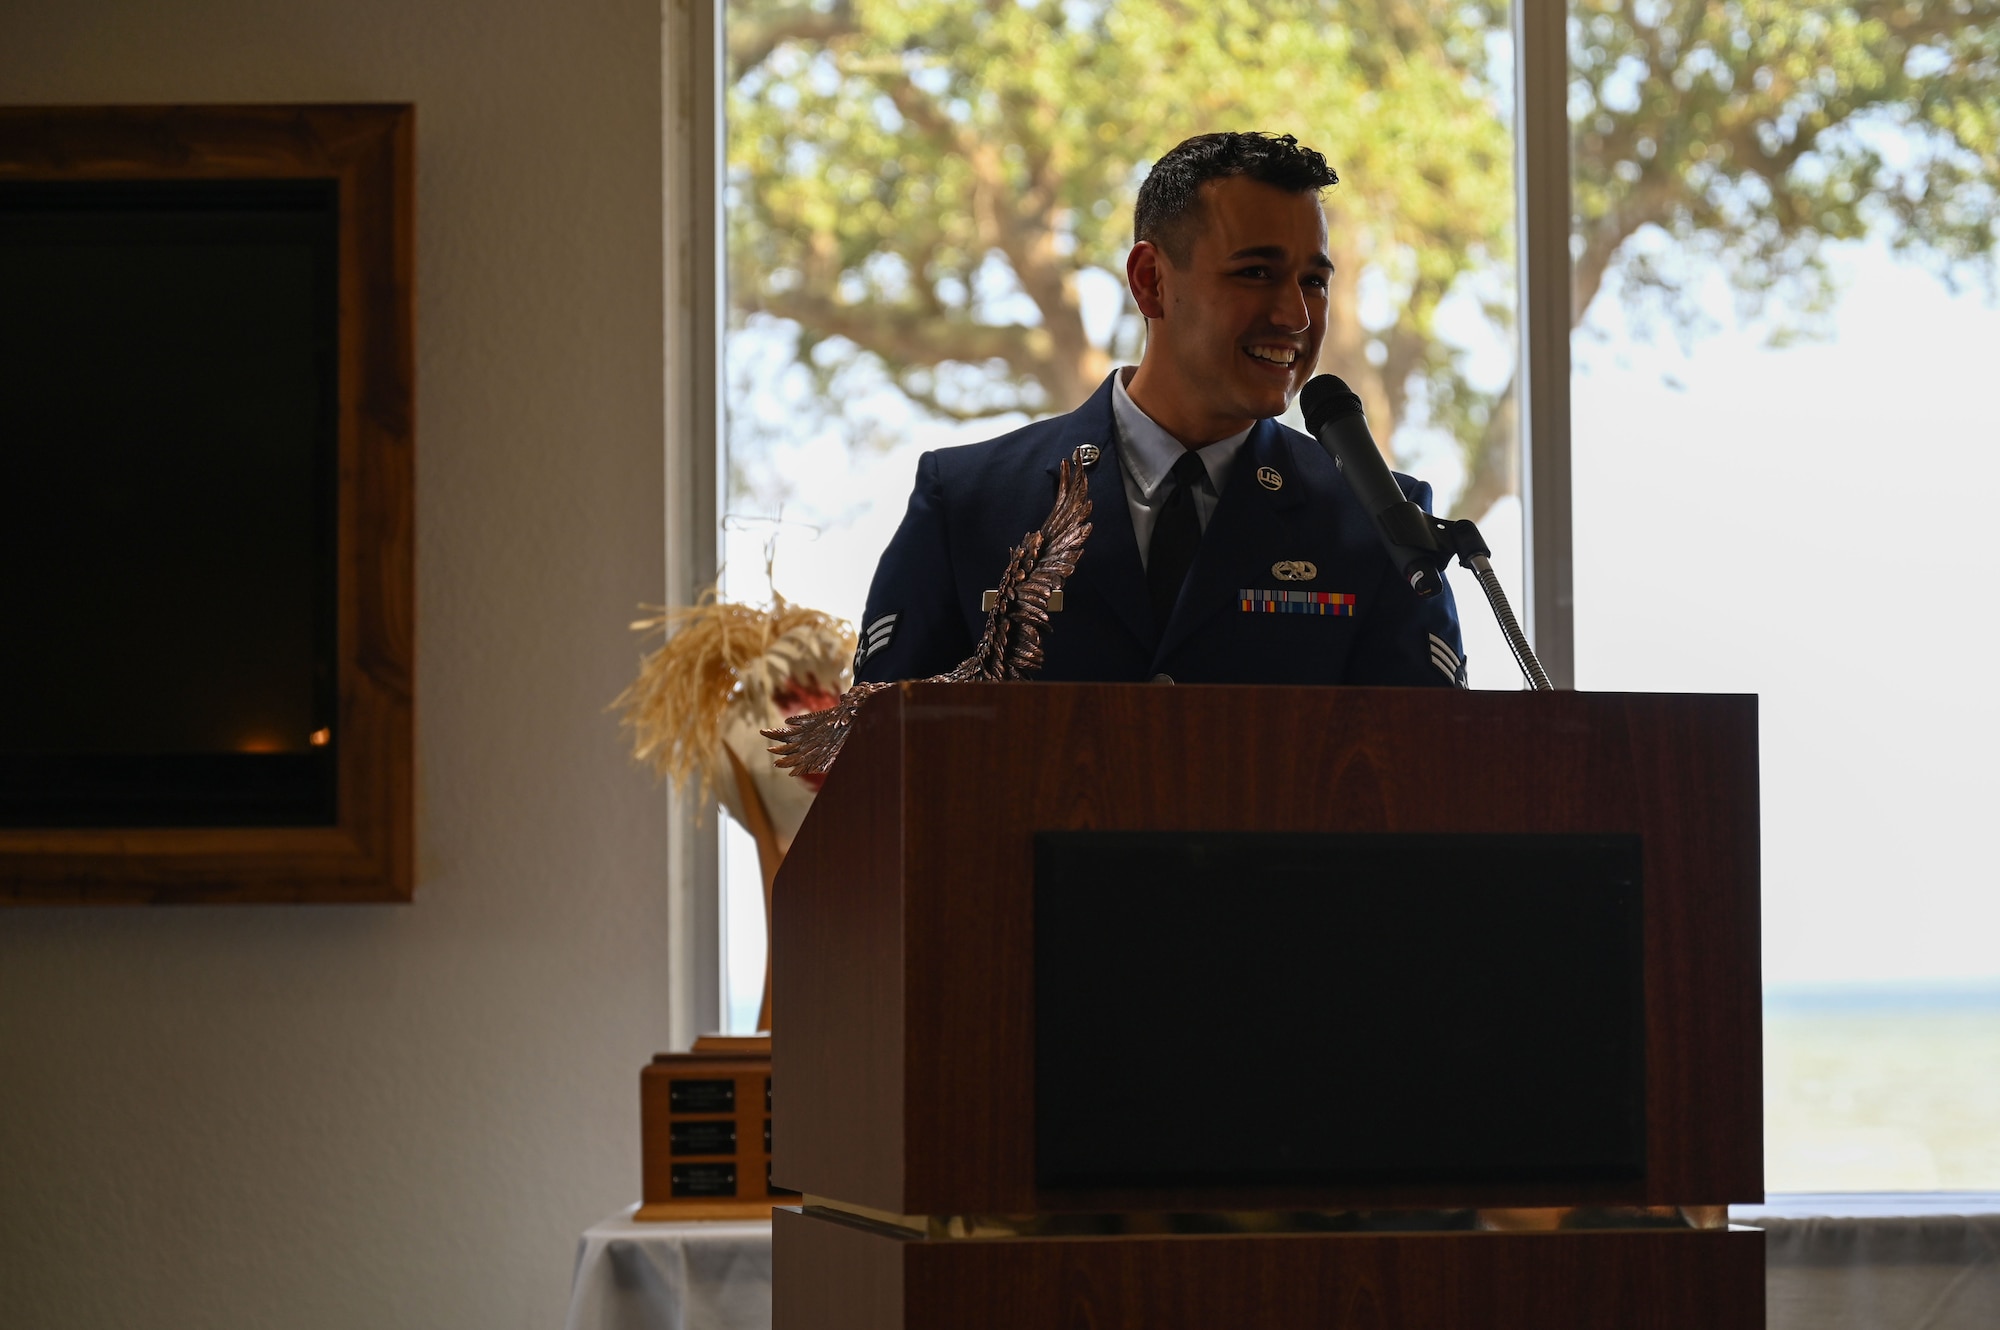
left=1246, top=346, right=1298, bottom=365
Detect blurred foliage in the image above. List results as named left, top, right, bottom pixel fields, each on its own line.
left=727, top=0, right=1998, bottom=517
left=1572, top=0, right=2000, bottom=346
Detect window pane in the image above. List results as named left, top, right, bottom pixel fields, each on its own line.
left=1567, top=0, right=2000, bottom=1189
left=722, top=818, right=767, bottom=1034
left=720, top=1, right=1526, bottom=1021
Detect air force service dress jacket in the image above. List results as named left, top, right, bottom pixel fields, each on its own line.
left=853, top=372, right=1469, bottom=689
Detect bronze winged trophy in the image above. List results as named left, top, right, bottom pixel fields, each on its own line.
left=763, top=444, right=1096, bottom=775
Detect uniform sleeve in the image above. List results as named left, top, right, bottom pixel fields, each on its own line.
left=853, top=450, right=977, bottom=684
left=1339, top=477, right=1469, bottom=688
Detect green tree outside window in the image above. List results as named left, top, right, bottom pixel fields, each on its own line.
left=725, top=0, right=1998, bottom=519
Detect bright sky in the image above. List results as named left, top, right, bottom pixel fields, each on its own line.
left=1570, top=240, right=2000, bottom=988
left=717, top=235, right=2000, bottom=1027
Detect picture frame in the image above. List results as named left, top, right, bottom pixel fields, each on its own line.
left=0, top=104, right=415, bottom=904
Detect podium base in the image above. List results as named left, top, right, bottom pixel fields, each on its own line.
left=773, top=1205, right=1765, bottom=1329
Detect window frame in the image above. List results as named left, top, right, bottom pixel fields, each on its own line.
left=1514, top=0, right=1578, bottom=686
left=663, top=0, right=1579, bottom=1033
left=663, top=0, right=727, bottom=1043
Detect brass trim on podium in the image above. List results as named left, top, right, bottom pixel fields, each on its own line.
left=801, top=1194, right=1731, bottom=1239
left=775, top=1205, right=1768, bottom=1330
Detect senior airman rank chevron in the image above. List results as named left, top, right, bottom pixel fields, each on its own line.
left=1239, top=589, right=1355, bottom=616
left=854, top=611, right=899, bottom=668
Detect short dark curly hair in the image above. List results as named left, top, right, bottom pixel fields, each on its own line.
left=1134, top=132, right=1339, bottom=266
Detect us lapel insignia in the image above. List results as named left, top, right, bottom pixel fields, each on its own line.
left=1271, top=560, right=1317, bottom=582
left=1240, top=589, right=1355, bottom=616
left=1076, top=443, right=1101, bottom=468
left=1256, top=465, right=1283, bottom=490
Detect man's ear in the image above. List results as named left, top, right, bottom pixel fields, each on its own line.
left=1126, top=239, right=1169, bottom=320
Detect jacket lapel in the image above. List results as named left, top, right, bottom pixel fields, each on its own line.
left=1044, top=375, right=1155, bottom=654
left=1154, top=419, right=1310, bottom=664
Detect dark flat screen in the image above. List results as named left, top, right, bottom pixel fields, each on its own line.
left=0, top=179, right=338, bottom=826
left=1035, top=832, right=1646, bottom=1191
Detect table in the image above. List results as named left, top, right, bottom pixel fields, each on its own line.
left=564, top=1208, right=771, bottom=1330
left=1736, top=1194, right=2000, bottom=1330
left=567, top=1198, right=2000, bottom=1330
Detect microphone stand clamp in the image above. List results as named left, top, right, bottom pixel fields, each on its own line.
left=1420, top=515, right=1555, bottom=692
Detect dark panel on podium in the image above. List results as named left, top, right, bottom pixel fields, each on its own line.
left=1035, top=832, right=1645, bottom=1191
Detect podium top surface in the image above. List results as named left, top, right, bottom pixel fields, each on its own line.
left=807, top=681, right=1755, bottom=832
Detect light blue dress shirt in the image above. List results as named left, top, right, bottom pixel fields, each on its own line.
left=1110, top=366, right=1253, bottom=568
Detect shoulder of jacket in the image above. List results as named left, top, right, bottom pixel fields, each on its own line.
left=929, top=413, right=1073, bottom=486
left=1272, top=418, right=1430, bottom=501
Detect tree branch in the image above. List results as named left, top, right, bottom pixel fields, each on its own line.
left=873, top=62, right=1101, bottom=408
left=877, top=71, right=981, bottom=164
left=1317, top=233, right=1404, bottom=461
left=728, top=0, right=858, bottom=79
left=1575, top=174, right=1679, bottom=321
left=1381, top=324, right=1427, bottom=432
left=893, top=374, right=1036, bottom=422
left=755, top=283, right=1056, bottom=383
left=1451, top=378, right=1518, bottom=521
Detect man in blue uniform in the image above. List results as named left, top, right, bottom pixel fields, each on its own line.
left=852, top=131, right=1467, bottom=689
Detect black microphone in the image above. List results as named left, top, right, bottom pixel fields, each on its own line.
left=1299, top=373, right=1445, bottom=599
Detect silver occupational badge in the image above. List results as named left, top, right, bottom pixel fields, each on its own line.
left=1271, top=560, right=1318, bottom=582
left=1257, top=466, right=1284, bottom=490
left=1076, top=443, right=1101, bottom=468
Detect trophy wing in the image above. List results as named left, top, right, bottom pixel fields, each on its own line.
left=764, top=445, right=1094, bottom=775
left=994, top=451, right=1092, bottom=680
left=761, top=680, right=891, bottom=779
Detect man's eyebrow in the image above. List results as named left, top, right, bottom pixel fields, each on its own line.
left=1226, top=245, right=1335, bottom=269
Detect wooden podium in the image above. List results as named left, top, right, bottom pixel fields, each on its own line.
left=770, top=682, right=1765, bottom=1328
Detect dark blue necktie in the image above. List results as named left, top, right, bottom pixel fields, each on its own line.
left=1147, top=450, right=1209, bottom=632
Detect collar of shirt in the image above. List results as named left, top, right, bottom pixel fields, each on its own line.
left=1111, top=366, right=1253, bottom=502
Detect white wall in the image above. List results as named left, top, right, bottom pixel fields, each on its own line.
left=0, top=3, right=675, bottom=1327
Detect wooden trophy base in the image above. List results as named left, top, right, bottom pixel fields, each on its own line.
left=775, top=1206, right=1766, bottom=1329
left=637, top=1034, right=796, bottom=1222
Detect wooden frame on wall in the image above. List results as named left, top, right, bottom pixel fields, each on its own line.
left=0, top=104, right=415, bottom=904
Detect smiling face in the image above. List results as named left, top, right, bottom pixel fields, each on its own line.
left=1125, top=175, right=1332, bottom=445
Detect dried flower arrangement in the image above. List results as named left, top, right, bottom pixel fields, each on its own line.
left=614, top=585, right=854, bottom=1031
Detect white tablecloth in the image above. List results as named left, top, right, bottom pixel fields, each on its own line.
left=563, top=1208, right=772, bottom=1330
left=567, top=1197, right=2000, bottom=1330
left=1735, top=1194, right=2000, bottom=1330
